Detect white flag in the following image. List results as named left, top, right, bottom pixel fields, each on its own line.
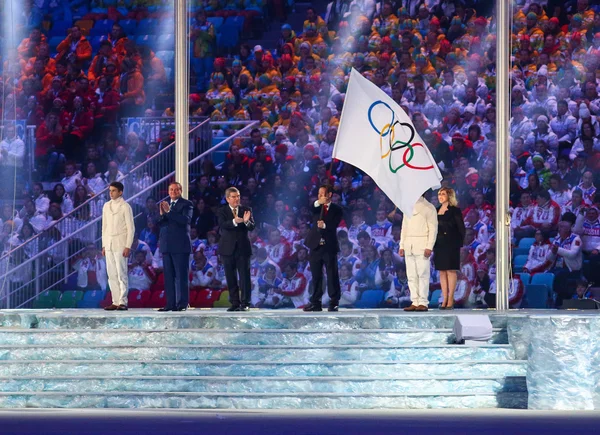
left=333, top=68, right=442, bottom=217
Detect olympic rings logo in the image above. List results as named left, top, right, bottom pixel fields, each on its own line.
left=367, top=101, right=434, bottom=173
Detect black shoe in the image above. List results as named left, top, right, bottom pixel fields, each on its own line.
left=174, top=306, right=187, bottom=312
left=157, top=307, right=174, bottom=312
left=328, top=304, right=339, bottom=312
left=239, top=305, right=250, bottom=311
left=117, top=305, right=128, bottom=311
left=227, top=305, right=240, bottom=312
left=303, top=303, right=322, bottom=312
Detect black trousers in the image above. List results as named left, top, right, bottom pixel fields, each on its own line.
left=309, top=247, right=340, bottom=306
left=222, top=253, right=251, bottom=306
left=163, top=252, right=190, bottom=309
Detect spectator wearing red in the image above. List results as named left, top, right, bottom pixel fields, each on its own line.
left=109, top=23, right=129, bottom=64
left=63, top=96, right=94, bottom=161
left=119, top=58, right=145, bottom=117
left=521, top=189, right=562, bottom=238
left=56, top=26, right=93, bottom=66
left=17, top=27, right=46, bottom=60
left=89, top=40, right=119, bottom=86
left=92, top=76, right=120, bottom=127
left=35, top=110, right=65, bottom=179
left=23, top=42, right=55, bottom=76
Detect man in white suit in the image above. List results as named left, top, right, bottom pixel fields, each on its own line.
left=102, top=182, right=134, bottom=311
left=399, top=195, right=438, bottom=312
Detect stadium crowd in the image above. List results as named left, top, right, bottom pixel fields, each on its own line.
left=2, top=0, right=600, bottom=309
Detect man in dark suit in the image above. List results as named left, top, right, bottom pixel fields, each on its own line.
left=217, top=187, right=256, bottom=311
left=304, top=184, right=343, bottom=312
left=157, top=182, right=193, bottom=311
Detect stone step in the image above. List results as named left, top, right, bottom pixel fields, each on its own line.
left=0, top=311, right=510, bottom=330
left=0, top=360, right=527, bottom=377
left=0, top=375, right=527, bottom=394
left=0, top=391, right=529, bottom=409
left=0, top=344, right=515, bottom=362
left=0, top=329, right=508, bottom=346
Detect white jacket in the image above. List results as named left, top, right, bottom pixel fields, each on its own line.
left=400, top=197, right=438, bottom=255
left=102, top=197, right=134, bottom=252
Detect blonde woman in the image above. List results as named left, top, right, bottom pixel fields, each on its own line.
left=434, top=188, right=466, bottom=309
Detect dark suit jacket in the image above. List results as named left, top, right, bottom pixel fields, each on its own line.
left=305, top=202, right=343, bottom=253
left=158, top=197, right=193, bottom=254
left=217, top=205, right=256, bottom=257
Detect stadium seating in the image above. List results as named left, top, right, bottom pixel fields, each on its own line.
left=32, top=290, right=61, bottom=309
left=77, top=289, right=107, bottom=308
left=354, top=290, right=384, bottom=309
left=519, top=273, right=531, bottom=286
left=128, top=290, right=151, bottom=308
left=213, top=291, right=230, bottom=308
left=55, top=291, right=84, bottom=309
left=429, top=289, right=442, bottom=308
left=524, top=284, right=552, bottom=309
left=191, top=289, right=223, bottom=308
left=513, top=255, right=528, bottom=273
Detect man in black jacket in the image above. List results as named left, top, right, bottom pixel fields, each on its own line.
left=304, top=184, right=343, bottom=312
left=217, top=187, right=256, bottom=311
left=157, top=182, right=193, bottom=311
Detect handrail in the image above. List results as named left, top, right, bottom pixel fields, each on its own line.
left=0, top=120, right=258, bottom=288
left=0, top=118, right=210, bottom=262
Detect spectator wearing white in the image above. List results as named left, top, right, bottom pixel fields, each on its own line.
left=102, top=181, right=134, bottom=311
left=525, top=115, right=559, bottom=152
left=509, top=106, right=534, bottom=141
left=439, top=85, right=463, bottom=115
left=18, top=198, right=46, bottom=234
left=525, top=140, right=557, bottom=172
left=400, top=196, right=438, bottom=312
left=129, top=237, right=154, bottom=265
left=548, top=174, right=572, bottom=209
left=563, top=189, right=585, bottom=217
left=577, top=103, right=600, bottom=136
left=324, top=263, right=358, bottom=308
left=73, top=244, right=108, bottom=291
left=128, top=250, right=156, bottom=292
left=409, top=88, right=443, bottom=127
left=31, top=182, right=50, bottom=215
left=569, top=121, right=600, bottom=161
left=512, top=191, right=534, bottom=237
left=573, top=206, right=600, bottom=255
left=61, top=162, right=82, bottom=197
left=104, top=161, right=125, bottom=184
left=319, top=126, right=337, bottom=164
left=459, top=103, right=478, bottom=135
left=584, top=81, right=600, bottom=115
left=577, top=171, right=597, bottom=206
left=550, top=100, right=578, bottom=143
left=523, top=230, right=552, bottom=274
left=0, top=124, right=25, bottom=168
left=370, top=208, right=393, bottom=246
left=521, top=189, right=562, bottom=236
left=49, top=183, right=74, bottom=215
left=511, top=84, right=534, bottom=117
left=530, top=83, right=558, bottom=118
left=546, top=218, right=583, bottom=306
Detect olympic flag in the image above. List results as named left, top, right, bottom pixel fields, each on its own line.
left=332, top=68, right=443, bottom=218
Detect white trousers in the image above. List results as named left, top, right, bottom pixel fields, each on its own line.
left=105, top=249, right=129, bottom=306
left=405, top=253, right=430, bottom=307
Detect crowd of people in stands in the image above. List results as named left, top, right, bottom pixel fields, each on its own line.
left=2, top=0, right=600, bottom=308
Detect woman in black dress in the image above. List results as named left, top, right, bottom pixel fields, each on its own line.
left=434, top=188, right=466, bottom=309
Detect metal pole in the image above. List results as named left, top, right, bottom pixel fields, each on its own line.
left=174, top=0, right=189, bottom=197
left=495, top=0, right=510, bottom=311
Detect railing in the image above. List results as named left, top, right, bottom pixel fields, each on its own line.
left=0, top=120, right=258, bottom=308
left=0, top=118, right=210, bottom=266
left=120, top=116, right=211, bottom=146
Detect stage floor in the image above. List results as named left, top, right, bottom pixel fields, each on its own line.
left=0, top=408, right=596, bottom=435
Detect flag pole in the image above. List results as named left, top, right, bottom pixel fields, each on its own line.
left=495, top=0, right=511, bottom=311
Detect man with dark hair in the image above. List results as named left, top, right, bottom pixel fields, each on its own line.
left=304, top=184, right=343, bottom=311
left=157, top=181, right=194, bottom=311
left=217, top=186, right=255, bottom=311
left=102, top=181, right=134, bottom=310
